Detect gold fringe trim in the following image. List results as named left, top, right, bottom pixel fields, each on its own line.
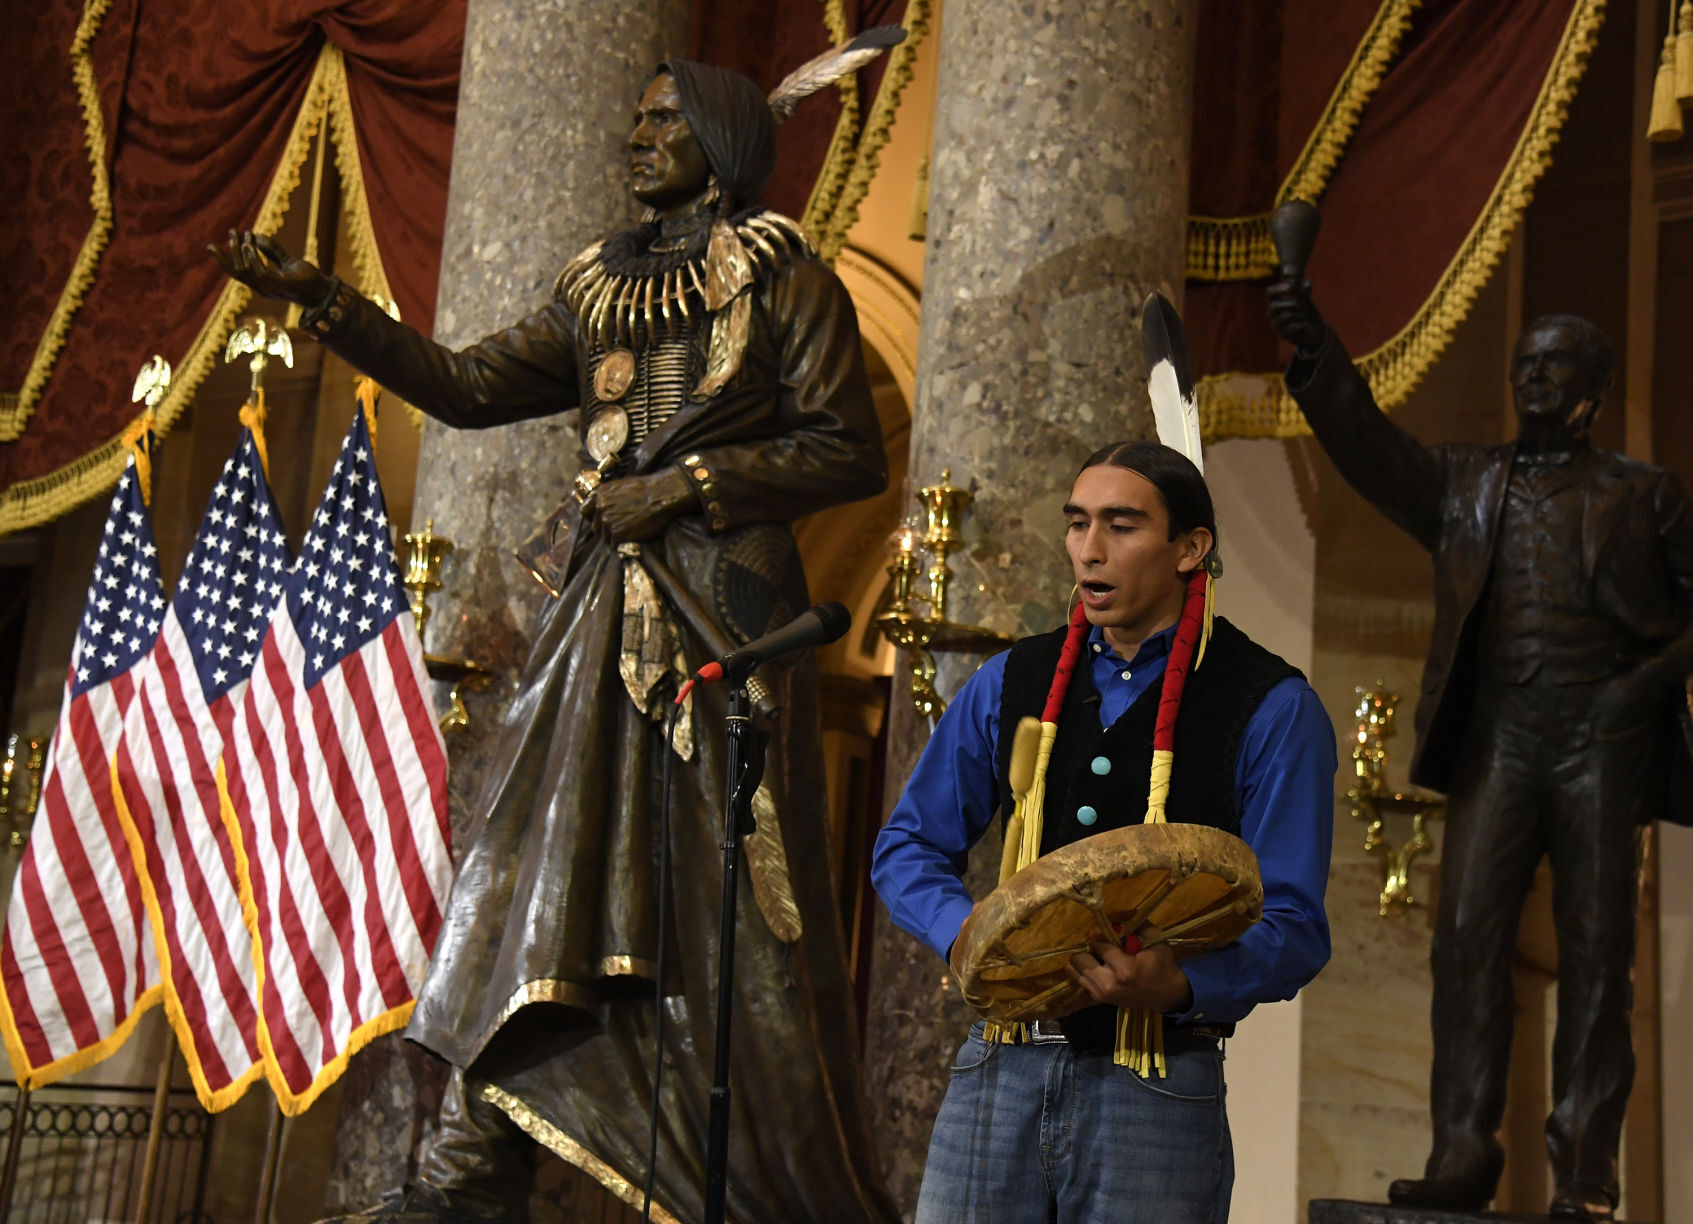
left=1202, top=0, right=1607, bottom=440
left=1186, top=0, right=1421, bottom=281
left=0, top=0, right=116, bottom=442
left=0, top=41, right=339, bottom=537
left=800, top=0, right=861, bottom=236
left=479, top=1083, right=685, bottom=1224
left=809, top=0, right=934, bottom=263
left=320, top=47, right=423, bottom=430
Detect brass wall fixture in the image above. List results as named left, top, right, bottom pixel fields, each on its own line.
left=875, top=469, right=1013, bottom=720
left=1349, top=685, right=1445, bottom=916
left=400, top=518, right=492, bottom=735
left=0, top=733, right=45, bottom=848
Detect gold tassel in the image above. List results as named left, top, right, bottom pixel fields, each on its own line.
left=355, top=376, right=380, bottom=449
left=1678, top=1, right=1693, bottom=102
left=1650, top=25, right=1684, bottom=142
left=998, top=717, right=1042, bottom=884
left=120, top=410, right=156, bottom=507
left=237, top=389, right=270, bottom=481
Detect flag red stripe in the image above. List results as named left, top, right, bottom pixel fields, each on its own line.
left=304, top=675, right=409, bottom=1010
left=341, top=643, right=439, bottom=976
left=381, top=624, right=451, bottom=867
left=0, top=930, right=51, bottom=1065
left=47, top=722, right=130, bottom=1032
left=222, top=705, right=315, bottom=1094
left=15, top=785, right=101, bottom=1051
left=251, top=640, right=340, bottom=1085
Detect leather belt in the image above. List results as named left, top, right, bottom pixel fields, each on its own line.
left=1025, top=1019, right=1226, bottom=1046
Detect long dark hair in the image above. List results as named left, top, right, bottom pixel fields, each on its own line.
left=1079, top=440, right=1217, bottom=547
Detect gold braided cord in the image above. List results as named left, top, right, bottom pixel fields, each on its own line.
left=0, top=44, right=339, bottom=537
left=1186, top=0, right=1422, bottom=281
left=812, top=0, right=934, bottom=263
left=1, top=0, right=116, bottom=441
left=800, top=0, right=861, bottom=234
left=1201, top=0, right=1607, bottom=441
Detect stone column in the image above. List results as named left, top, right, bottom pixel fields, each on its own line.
left=863, top=1, right=1197, bottom=1208
left=324, top=0, right=687, bottom=1207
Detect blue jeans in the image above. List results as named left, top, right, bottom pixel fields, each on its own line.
left=914, top=1024, right=1234, bottom=1224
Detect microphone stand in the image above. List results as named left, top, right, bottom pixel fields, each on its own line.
left=703, top=681, right=767, bottom=1224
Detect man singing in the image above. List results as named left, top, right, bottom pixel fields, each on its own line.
left=873, top=439, right=1335, bottom=1223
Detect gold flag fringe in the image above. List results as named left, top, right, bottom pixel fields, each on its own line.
left=1186, top=0, right=1422, bottom=282
left=1, top=0, right=116, bottom=442
left=1197, top=0, right=1606, bottom=442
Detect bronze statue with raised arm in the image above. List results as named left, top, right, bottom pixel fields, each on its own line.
left=1267, top=259, right=1693, bottom=1222
left=217, top=50, right=901, bottom=1224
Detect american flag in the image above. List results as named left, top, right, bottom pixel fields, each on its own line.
left=0, top=456, right=163, bottom=1085
left=111, top=429, right=289, bottom=1109
left=222, top=406, right=450, bottom=1112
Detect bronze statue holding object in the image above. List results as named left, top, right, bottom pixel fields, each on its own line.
left=1268, top=208, right=1693, bottom=1223
left=216, top=40, right=904, bottom=1224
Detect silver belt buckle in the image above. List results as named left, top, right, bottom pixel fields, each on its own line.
left=1029, top=1020, right=1068, bottom=1044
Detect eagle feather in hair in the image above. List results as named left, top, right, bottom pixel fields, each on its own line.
left=767, top=25, right=907, bottom=122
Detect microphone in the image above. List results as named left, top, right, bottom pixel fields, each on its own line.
left=676, top=603, right=852, bottom=702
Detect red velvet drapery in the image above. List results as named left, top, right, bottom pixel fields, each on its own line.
left=0, top=0, right=462, bottom=533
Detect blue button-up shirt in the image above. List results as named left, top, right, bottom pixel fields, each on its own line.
left=871, top=623, right=1336, bottom=1025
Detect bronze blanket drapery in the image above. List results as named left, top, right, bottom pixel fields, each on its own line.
left=1188, top=0, right=1608, bottom=438
left=0, top=0, right=462, bottom=535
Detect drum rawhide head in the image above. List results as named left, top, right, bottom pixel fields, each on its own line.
left=952, top=823, right=1263, bottom=1026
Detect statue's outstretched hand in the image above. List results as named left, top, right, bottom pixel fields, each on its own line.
left=1266, top=276, right=1327, bottom=356
left=209, top=230, right=335, bottom=307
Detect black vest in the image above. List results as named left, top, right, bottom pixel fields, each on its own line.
left=995, top=617, right=1303, bottom=851
left=992, top=616, right=1303, bottom=1050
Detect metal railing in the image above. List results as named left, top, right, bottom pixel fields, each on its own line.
left=0, top=1081, right=213, bottom=1224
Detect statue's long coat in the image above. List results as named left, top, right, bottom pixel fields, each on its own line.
left=321, top=246, right=898, bottom=1223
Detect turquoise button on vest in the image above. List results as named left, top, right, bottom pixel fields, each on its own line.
left=1090, top=755, right=1111, bottom=776
left=1076, top=805, right=1098, bottom=826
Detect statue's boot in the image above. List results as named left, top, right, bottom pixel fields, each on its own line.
left=318, top=1073, right=538, bottom=1224
left=1548, top=1184, right=1616, bottom=1222
left=1386, top=1145, right=1501, bottom=1213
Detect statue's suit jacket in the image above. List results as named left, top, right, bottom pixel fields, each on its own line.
left=1287, top=330, right=1693, bottom=823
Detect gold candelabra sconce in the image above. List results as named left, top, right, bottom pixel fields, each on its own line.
left=0, top=733, right=46, bottom=848
left=1349, top=684, right=1445, bottom=917
left=875, top=469, right=1013, bottom=721
left=400, top=518, right=492, bottom=735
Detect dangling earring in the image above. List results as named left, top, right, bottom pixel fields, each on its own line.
left=639, top=206, right=659, bottom=225
left=1067, top=583, right=1080, bottom=613
left=701, top=175, right=722, bottom=212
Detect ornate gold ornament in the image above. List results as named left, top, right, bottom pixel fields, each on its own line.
left=1348, top=685, right=1445, bottom=916
left=592, top=348, right=637, bottom=401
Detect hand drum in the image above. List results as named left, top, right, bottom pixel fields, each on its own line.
left=950, top=823, right=1263, bottom=1025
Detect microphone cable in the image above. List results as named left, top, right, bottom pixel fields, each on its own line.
left=641, top=698, right=682, bottom=1224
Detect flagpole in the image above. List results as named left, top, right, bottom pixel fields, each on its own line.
left=134, top=1039, right=175, bottom=1224
left=253, top=1103, right=284, bottom=1224
left=0, top=1081, right=30, bottom=1223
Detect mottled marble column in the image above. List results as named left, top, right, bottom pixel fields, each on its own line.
left=863, top=1, right=1197, bottom=1210
left=324, top=0, right=687, bottom=1208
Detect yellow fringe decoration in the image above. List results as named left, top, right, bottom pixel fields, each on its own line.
left=1651, top=17, right=1685, bottom=141
left=1678, top=1, right=1693, bottom=102
left=238, top=389, right=271, bottom=481
left=1198, top=0, right=1607, bottom=442
left=981, top=716, right=1056, bottom=1046
left=0, top=41, right=341, bottom=537
left=356, top=375, right=381, bottom=449
left=800, top=0, right=861, bottom=238
left=1, top=0, right=116, bottom=443
left=1187, top=0, right=1422, bottom=282
left=1144, top=747, right=1175, bottom=826
left=804, top=0, right=934, bottom=264
left=119, top=411, right=155, bottom=507
left=1115, top=1005, right=1167, bottom=1077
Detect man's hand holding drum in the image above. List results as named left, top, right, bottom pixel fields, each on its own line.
left=1064, top=926, right=1193, bottom=1016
